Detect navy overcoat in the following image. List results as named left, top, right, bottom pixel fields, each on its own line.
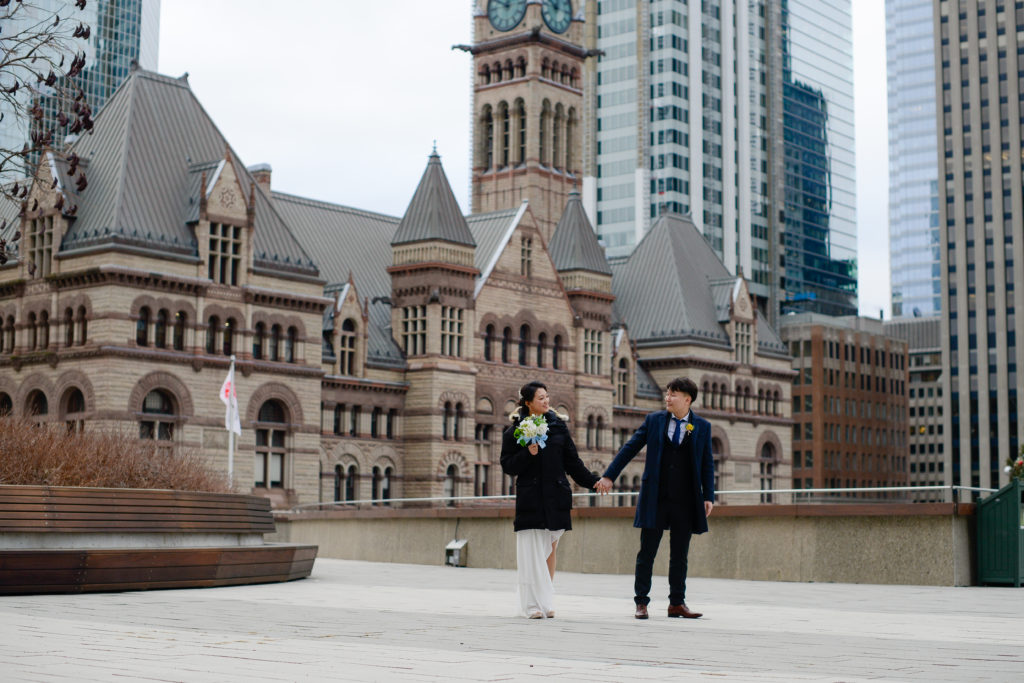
left=602, top=410, right=715, bottom=533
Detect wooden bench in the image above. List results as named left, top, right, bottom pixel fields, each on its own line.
left=0, top=485, right=317, bottom=594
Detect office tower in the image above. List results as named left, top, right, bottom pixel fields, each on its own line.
left=887, top=0, right=941, bottom=318
left=584, top=0, right=856, bottom=321
left=938, top=1, right=1023, bottom=492
left=885, top=317, right=945, bottom=502
left=780, top=314, right=909, bottom=501
left=1, top=1, right=160, bottom=175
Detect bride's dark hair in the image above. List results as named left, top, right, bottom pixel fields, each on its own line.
left=516, top=381, right=547, bottom=418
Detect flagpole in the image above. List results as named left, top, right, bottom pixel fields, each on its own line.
left=228, top=354, right=236, bottom=485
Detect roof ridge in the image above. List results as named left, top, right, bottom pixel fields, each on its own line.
left=272, top=191, right=400, bottom=221
left=108, top=69, right=140, bottom=239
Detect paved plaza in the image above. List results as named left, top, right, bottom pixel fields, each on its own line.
left=1, top=558, right=1022, bottom=682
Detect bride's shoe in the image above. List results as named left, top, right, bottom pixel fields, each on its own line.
left=546, top=610, right=555, bottom=618
left=528, top=611, right=544, bottom=619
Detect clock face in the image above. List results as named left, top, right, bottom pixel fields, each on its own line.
left=542, top=0, right=572, bottom=34
left=488, top=0, right=527, bottom=32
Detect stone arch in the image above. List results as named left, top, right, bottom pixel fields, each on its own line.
left=710, top=424, right=731, bottom=460
left=437, top=390, right=472, bottom=411
left=128, top=371, right=195, bottom=416
left=129, top=294, right=161, bottom=318
left=15, top=373, right=55, bottom=415
left=755, top=430, right=784, bottom=462
left=245, top=382, right=303, bottom=427
left=53, top=369, right=96, bottom=415
left=475, top=397, right=494, bottom=414
left=437, top=451, right=469, bottom=478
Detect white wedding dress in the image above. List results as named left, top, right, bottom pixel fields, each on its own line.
left=516, top=528, right=564, bottom=618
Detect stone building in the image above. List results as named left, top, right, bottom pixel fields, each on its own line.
left=0, top=3, right=793, bottom=509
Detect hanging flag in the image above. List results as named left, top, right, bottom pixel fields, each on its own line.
left=219, top=363, right=242, bottom=436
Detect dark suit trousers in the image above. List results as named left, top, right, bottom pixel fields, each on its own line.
left=634, top=502, right=692, bottom=606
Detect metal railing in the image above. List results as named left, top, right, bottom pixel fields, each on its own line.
left=278, top=484, right=997, bottom=514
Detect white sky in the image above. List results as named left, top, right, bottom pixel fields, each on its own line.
left=159, top=0, right=890, bottom=319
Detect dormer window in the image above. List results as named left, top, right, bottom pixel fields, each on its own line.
left=734, top=321, right=752, bottom=364
left=208, top=223, right=241, bottom=285
left=27, top=215, right=55, bottom=278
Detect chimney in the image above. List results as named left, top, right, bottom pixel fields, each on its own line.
left=248, top=163, right=272, bottom=193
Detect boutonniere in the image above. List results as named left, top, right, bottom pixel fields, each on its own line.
left=685, top=423, right=694, bottom=435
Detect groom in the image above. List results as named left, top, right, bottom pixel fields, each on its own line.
left=595, top=377, right=714, bottom=619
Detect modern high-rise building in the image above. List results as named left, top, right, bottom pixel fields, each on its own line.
left=583, top=0, right=857, bottom=321
left=886, top=0, right=941, bottom=319
left=937, top=0, right=1023, bottom=492
left=1, top=0, right=160, bottom=176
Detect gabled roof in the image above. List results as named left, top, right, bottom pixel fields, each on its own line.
left=56, top=68, right=317, bottom=278
left=271, top=192, right=403, bottom=367
left=391, top=152, right=475, bottom=247
left=548, top=189, right=611, bottom=275
left=610, top=213, right=731, bottom=347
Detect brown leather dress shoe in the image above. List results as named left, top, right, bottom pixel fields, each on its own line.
left=667, top=603, right=702, bottom=618
left=634, top=604, right=649, bottom=619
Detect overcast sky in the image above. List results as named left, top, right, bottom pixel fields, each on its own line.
left=159, top=0, right=890, bottom=319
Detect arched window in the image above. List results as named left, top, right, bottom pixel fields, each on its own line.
left=773, top=390, right=780, bottom=416
left=0, top=392, right=12, bottom=416
left=492, top=61, right=501, bottom=82
left=454, top=402, right=463, bottom=440
left=253, top=322, right=265, bottom=359
left=372, top=466, right=382, bottom=503
left=139, top=389, right=174, bottom=441
left=349, top=404, right=360, bottom=437
left=617, top=358, right=629, bottom=404
left=382, top=466, right=393, bottom=503
left=499, top=101, right=510, bottom=167
left=552, top=104, right=564, bottom=170
left=64, top=308, right=74, bottom=347
left=333, top=464, right=343, bottom=502
left=744, top=386, right=751, bottom=412
left=711, top=437, right=724, bottom=492
left=444, top=464, right=458, bottom=506
left=63, top=387, right=86, bottom=433
left=515, top=98, right=527, bottom=164
left=255, top=399, right=288, bottom=488
left=27, top=312, right=37, bottom=350
left=370, top=407, right=381, bottom=438
left=76, top=306, right=87, bottom=345
left=484, top=324, right=495, bottom=361
left=386, top=409, right=397, bottom=439
left=443, top=401, right=453, bottom=440
left=286, top=326, right=297, bottom=363
left=154, top=309, right=168, bottom=349
left=518, top=324, right=530, bottom=366
left=501, top=327, right=511, bottom=363
left=269, top=324, right=281, bottom=361
left=541, top=58, right=549, bottom=79
left=206, top=315, right=219, bottom=354
left=339, top=319, right=356, bottom=375
left=759, top=442, right=777, bottom=503
left=757, top=389, right=765, bottom=414
left=135, top=308, right=149, bottom=346
left=503, top=59, right=513, bottom=80
left=480, top=64, right=490, bottom=85
left=333, top=404, right=344, bottom=435
left=516, top=56, right=526, bottom=78
left=586, top=415, right=595, bottom=448
left=223, top=318, right=235, bottom=356
left=482, top=105, right=494, bottom=169
left=5, top=314, right=15, bottom=352
left=26, top=389, right=48, bottom=418
left=536, top=332, right=546, bottom=368
left=566, top=107, right=576, bottom=170
left=595, top=415, right=604, bottom=449
left=552, top=335, right=562, bottom=370
left=539, top=99, right=550, bottom=165
left=38, top=310, right=49, bottom=349
left=173, top=311, right=187, bottom=351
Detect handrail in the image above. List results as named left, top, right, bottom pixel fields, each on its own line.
left=277, top=484, right=997, bottom=514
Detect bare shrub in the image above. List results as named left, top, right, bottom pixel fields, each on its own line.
left=0, top=417, right=232, bottom=492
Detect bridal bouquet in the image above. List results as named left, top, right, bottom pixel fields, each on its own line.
left=514, top=414, right=549, bottom=449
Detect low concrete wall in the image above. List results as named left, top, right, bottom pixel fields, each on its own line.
left=270, top=503, right=976, bottom=586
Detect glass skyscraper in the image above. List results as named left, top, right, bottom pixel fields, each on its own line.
left=584, top=0, right=856, bottom=320
left=1, top=0, right=160, bottom=175
left=886, top=0, right=941, bottom=319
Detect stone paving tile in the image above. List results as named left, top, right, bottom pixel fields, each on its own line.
left=1, top=559, right=1023, bottom=682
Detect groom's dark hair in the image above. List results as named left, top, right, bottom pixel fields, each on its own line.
left=666, top=377, right=698, bottom=402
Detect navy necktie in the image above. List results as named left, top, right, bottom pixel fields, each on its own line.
left=672, top=418, right=684, bottom=445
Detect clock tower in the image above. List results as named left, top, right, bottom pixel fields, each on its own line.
left=463, top=0, right=589, bottom=242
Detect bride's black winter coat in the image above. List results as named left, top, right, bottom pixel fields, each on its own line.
left=500, top=410, right=599, bottom=532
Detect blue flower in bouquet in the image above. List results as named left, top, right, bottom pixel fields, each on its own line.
left=514, top=414, right=549, bottom=449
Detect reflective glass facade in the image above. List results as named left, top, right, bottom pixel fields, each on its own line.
left=886, top=0, right=941, bottom=319
left=779, top=0, right=858, bottom=316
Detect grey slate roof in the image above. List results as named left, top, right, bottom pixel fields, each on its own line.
left=610, top=213, right=732, bottom=347
left=56, top=69, right=317, bottom=278
left=467, top=206, right=521, bottom=273
left=391, top=152, right=475, bottom=247
left=548, top=189, right=611, bottom=275
left=270, top=192, right=403, bottom=366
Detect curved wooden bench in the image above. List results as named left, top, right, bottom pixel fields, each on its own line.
left=0, top=485, right=317, bottom=594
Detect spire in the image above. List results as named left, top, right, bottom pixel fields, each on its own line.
left=548, top=189, right=611, bottom=275
left=391, top=151, right=475, bottom=247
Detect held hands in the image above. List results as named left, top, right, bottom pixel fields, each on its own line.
left=594, top=477, right=613, bottom=494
